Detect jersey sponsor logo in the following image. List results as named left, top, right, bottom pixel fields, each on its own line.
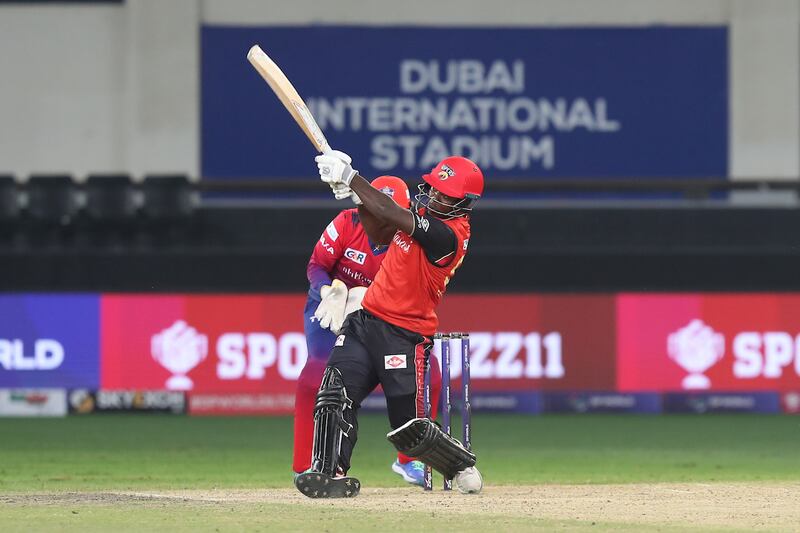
left=319, top=234, right=335, bottom=255
left=392, top=233, right=411, bottom=253
left=344, top=247, right=367, bottom=265
left=335, top=335, right=345, bottom=347
left=340, top=265, right=373, bottom=285
left=326, top=221, right=340, bottom=242
left=416, top=214, right=430, bottom=232
left=463, top=238, right=469, bottom=251
left=384, top=354, right=407, bottom=369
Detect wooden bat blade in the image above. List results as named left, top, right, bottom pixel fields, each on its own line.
left=247, top=44, right=330, bottom=153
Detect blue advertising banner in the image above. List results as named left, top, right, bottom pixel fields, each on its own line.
left=543, top=392, right=661, bottom=414
left=361, top=391, right=541, bottom=414
left=0, top=295, right=99, bottom=388
left=662, top=392, right=781, bottom=414
left=202, top=26, right=728, bottom=180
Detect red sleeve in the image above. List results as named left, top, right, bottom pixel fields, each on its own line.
left=307, top=210, right=355, bottom=290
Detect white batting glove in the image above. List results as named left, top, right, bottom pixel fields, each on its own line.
left=330, top=183, right=363, bottom=205
left=329, top=182, right=355, bottom=201
left=316, top=150, right=357, bottom=187
left=344, top=286, right=367, bottom=318
left=314, top=279, right=348, bottom=332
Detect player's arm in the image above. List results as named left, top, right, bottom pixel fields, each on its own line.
left=407, top=211, right=458, bottom=266
left=315, top=150, right=413, bottom=235
left=357, top=205, right=398, bottom=245
left=307, top=212, right=348, bottom=294
left=307, top=260, right=332, bottom=294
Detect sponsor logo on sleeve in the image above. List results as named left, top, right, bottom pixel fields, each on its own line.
left=319, top=234, right=335, bottom=255
left=384, top=354, right=407, bottom=369
left=344, top=248, right=367, bottom=265
left=326, top=221, right=340, bottom=242
left=416, top=214, right=430, bottom=232
left=463, top=238, right=469, bottom=251
left=335, top=335, right=346, bottom=347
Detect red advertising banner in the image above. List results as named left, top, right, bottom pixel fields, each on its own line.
left=617, top=294, right=800, bottom=392
left=99, top=294, right=618, bottom=411
left=438, top=294, right=617, bottom=391
left=101, top=294, right=307, bottom=414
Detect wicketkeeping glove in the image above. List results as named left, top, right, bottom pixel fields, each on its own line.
left=314, top=279, right=348, bottom=332
left=344, top=286, right=367, bottom=318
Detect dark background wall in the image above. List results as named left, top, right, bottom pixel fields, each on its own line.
left=5, top=205, right=800, bottom=292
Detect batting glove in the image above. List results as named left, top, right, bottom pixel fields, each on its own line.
left=329, top=182, right=362, bottom=205
left=316, top=150, right=357, bottom=187
left=314, top=279, right=348, bottom=332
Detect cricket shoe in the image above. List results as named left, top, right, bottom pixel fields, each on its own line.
left=295, top=470, right=361, bottom=499
left=391, top=459, right=426, bottom=487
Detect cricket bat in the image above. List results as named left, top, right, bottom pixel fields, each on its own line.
left=247, top=44, right=331, bottom=153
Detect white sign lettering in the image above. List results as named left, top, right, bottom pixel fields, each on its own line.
left=306, top=59, right=621, bottom=173
left=0, top=339, right=64, bottom=371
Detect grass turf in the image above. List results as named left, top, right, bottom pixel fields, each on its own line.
left=0, top=414, right=798, bottom=491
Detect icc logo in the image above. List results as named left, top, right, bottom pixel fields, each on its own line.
left=151, top=320, right=208, bottom=390
left=667, top=319, right=725, bottom=389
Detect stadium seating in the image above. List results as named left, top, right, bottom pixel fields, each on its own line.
left=85, top=173, right=138, bottom=222
left=26, top=174, right=80, bottom=226
left=0, top=174, right=19, bottom=221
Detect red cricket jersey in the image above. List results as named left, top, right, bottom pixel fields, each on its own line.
left=308, top=209, right=386, bottom=290
left=362, top=216, right=471, bottom=336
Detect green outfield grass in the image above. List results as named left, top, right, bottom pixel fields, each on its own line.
left=0, top=414, right=797, bottom=491
left=1, top=415, right=798, bottom=532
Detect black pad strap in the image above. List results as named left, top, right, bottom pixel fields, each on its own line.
left=386, top=418, right=476, bottom=479
left=311, top=367, right=354, bottom=476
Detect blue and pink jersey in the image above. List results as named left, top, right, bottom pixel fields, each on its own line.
left=305, top=208, right=388, bottom=360
left=307, top=208, right=387, bottom=297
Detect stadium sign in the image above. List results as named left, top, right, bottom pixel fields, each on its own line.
left=202, top=26, right=727, bottom=179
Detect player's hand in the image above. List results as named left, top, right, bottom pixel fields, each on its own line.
left=344, top=286, right=367, bottom=318
left=314, top=279, right=348, bottom=332
left=330, top=182, right=352, bottom=200
left=316, top=150, right=357, bottom=187
left=330, top=183, right=362, bottom=205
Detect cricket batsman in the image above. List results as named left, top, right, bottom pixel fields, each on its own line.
left=293, top=176, right=443, bottom=488
left=295, top=150, right=484, bottom=498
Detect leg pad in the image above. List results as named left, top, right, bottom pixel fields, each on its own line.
left=311, top=367, right=354, bottom=475
left=387, top=418, right=476, bottom=479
